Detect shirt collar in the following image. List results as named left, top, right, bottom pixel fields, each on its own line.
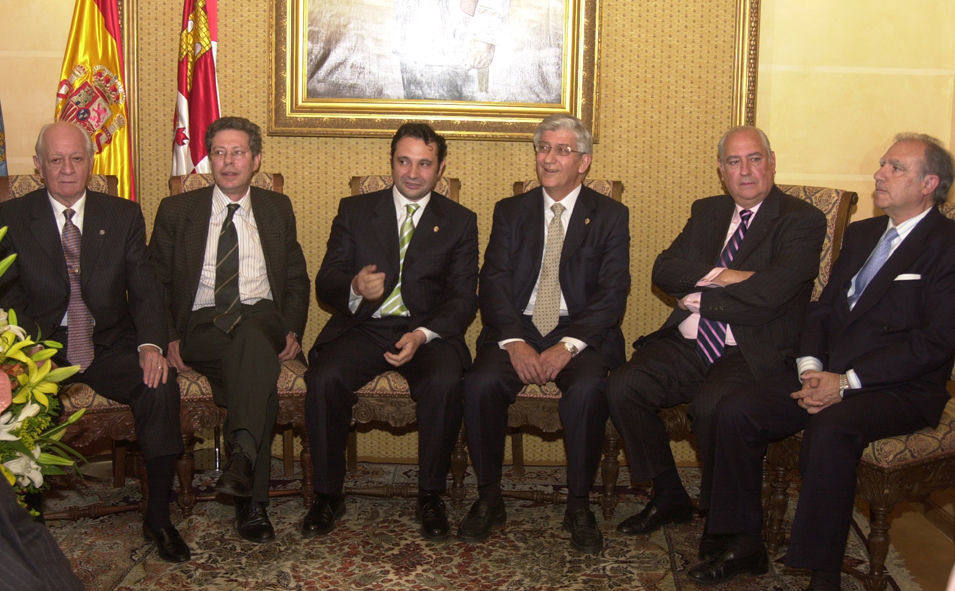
left=212, top=185, right=251, bottom=217
left=542, top=184, right=582, bottom=213
left=888, top=206, right=932, bottom=240
left=392, top=185, right=431, bottom=213
left=48, top=192, right=87, bottom=219
left=734, top=199, right=762, bottom=224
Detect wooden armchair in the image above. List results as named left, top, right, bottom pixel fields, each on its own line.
left=339, top=174, right=469, bottom=503
left=763, top=200, right=955, bottom=591
left=0, top=174, right=118, bottom=203
left=166, top=171, right=312, bottom=513
left=505, top=178, right=625, bottom=518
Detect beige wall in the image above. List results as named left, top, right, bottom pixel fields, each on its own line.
left=757, top=0, right=955, bottom=220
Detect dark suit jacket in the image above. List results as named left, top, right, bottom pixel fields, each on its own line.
left=800, top=207, right=955, bottom=424
left=0, top=189, right=166, bottom=349
left=148, top=186, right=310, bottom=340
left=313, top=188, right=478, bottom=362
left=477, top=185, right=630, bottom=366
left=651, top=186, right=827, bottom=379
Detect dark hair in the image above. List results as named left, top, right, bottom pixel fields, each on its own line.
left=894, top=133, right=954, bottom=205
left=205, top=116, right=263, bottom=156
left=390, top=122, right=447, bottom=164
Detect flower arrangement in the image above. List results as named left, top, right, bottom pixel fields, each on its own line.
left=0, top=228, right=85, bottom=510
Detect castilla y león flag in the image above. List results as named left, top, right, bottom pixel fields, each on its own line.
left=55, top=0, right=135, bottom=200
left=172, top=0, right=220, bottom=175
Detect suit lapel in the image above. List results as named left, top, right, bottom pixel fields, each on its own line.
left=250, top=187, right=281, bottom=292
left=80, top=193, right=110, bottom=289
left=371, top=190, right=400, bottom=283
left=704, top=197, right=736, bottom=265
left=848, top=209, right=940, bottom=320
left=733, top=188, right=781, bottom=265
left=26, top=192, right=69, bottom=285
left=184, top=189, right=214, bottom=301
left=560, top=187, right=594, bottom=263
left=405, top=193, right=443, bottom=265
left=520, top=190, right=546, bottom=303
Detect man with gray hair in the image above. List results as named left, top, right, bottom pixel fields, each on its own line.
left=689, top=133, right=955, bottom=589
left=606, top=126, right=826, bottom=549
left=0, top=121, right=187, bottom=562
left=459, top=114, right=630, bottom=553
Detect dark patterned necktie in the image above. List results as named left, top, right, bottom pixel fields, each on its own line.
left=696, top=209, right=752, bottom=364
left=214, top=203, right=241, bottom=332
left=62, top=208, right=94, bottom=370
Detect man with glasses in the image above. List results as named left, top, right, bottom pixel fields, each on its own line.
left=605, top=126, right=826, bottom=560
left=458, top=114, right=630, bottom=553
left=150, top=116, right=309, bottom=543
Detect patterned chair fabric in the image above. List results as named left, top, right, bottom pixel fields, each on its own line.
left=0, top=174, right=118, bottom=202
left=169, top=171, right=284, bottom=195
left=345, top=175, right=468, bottom=503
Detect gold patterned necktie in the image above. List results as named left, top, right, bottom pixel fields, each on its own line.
left=62, top=208, right=94, bottom=370
left=532, top=202, right=565, bottom=335
left=380, top=203, right=420, bottom=316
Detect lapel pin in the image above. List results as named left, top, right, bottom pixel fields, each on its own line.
left=433, top=225, right=439, bottom=232
left=99, top=229, right=105, bottom=235
left=584, top=218, right=591, bottom=225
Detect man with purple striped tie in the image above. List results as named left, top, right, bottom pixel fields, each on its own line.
left=605, top=127, right=827, bottom=550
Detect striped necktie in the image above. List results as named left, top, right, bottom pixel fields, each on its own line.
left=62, top=208, right=94, bottom=370
left=380, top=203, right=420, bottom=316
left=214, top=203, right=241, bottom=332
left=696, top=209, right=752, bottom=364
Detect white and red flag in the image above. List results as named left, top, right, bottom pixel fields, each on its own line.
left=172, top=0, right=220, bottom=175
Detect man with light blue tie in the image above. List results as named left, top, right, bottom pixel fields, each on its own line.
left=691, top=133, right=955, bottom=590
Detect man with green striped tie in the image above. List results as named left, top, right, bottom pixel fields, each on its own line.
left=303, top=123, right=478, bottom=542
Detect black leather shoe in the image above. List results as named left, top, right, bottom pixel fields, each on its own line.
left=215, top=448, right=253, bottom=497
left=698, top=533, right=728, bottom=561
left=562, top=506, right=603, bottom=554
left=234, top=498, right=275, bottom=543
left=616, top=500, right=693, bottom=535
left=687, top=538, right=768, bottom=584
left=143, top=523, right=191, bottom=563
left=457, top=498, right=506, bottom=542
left=301, top=493, right=346, bottom=538
left=416, top=493, right=449, bottom=541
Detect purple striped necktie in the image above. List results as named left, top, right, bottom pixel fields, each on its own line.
left=696, top=209, right=752, bottom=364
left=62, top=208, right=94, bottom=370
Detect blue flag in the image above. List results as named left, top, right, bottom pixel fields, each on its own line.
left=0, top=99, right=7, bottom=176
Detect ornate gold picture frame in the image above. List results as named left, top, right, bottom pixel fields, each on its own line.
left=269, top=0, right=600, bottom=140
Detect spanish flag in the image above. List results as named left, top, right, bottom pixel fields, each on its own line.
left=55, top=0, right=135, bottom=200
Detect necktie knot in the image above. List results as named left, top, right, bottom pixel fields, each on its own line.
left=225, top=203, right=239, bottom=221
left=551, top=203, right=565, bottom=218
left=64, top=208, right=76, bottom=221
left=739, top=209, right=752, bottom=223
left=406, top=203, right=420, bottom=217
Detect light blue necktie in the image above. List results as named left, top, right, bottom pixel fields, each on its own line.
left=848, top=226, right=898, bottom=307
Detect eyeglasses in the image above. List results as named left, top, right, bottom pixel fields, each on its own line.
left=534, top=143, right=583, bottom=157
left=210, top=148, right=251, bottom=161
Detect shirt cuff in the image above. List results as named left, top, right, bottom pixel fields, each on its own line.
left=795, top=356, right=824, bottom=382
left=559, top=336, right=587, bottom=352
left=845, top=368, right=861, bottom=390
left=682, top=291, right=702, bottom=314
left=498, top=338, right=524, bottom=349
left=137, top=343, right=163, bottom=355
left=415, top=327, right=438, bottom=344
left=695, top=267, right=725, bottom=287
left=348, top=284, right=363, bottom=313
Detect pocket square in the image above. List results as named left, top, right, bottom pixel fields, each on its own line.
left=894, top=273, right=921, bottom=281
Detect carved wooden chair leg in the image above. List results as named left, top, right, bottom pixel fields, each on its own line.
left=282, top=427, right=295, bottom=477
left=177, top=434, right=197, bottom=516
left=510, top=431, right=525, bottom=476
left=112, top=441, right=128, bottom=487
left=600, top=422, right=622, bottom=519
left=865, top=503, right=892, bottom=591
left=346, top=429, right=358, bottom=473
left=299, top=427, right=314, bottom=507
left=450, top=426, right=468, bottom=506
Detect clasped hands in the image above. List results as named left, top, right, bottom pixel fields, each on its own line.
left=504, top=341, right=571, bottom=385
left=791, top=370, right=843, bottom=414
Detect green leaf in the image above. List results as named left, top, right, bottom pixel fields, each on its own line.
left=37, top=452, right=74, bottom=466
left=29, top=348, right=57, bottom=362
left=44, top=366, right=80, bottom=383
left=0, top=253, right=16, bottom=279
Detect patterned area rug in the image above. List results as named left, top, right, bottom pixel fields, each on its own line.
left=43, top=462, right=919, bottom=591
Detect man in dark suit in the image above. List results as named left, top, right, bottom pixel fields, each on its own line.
left=458, top=114, right=630, bottom=553
left=303, top=123, right=477, bottom=541
left=0, top=121, right=188, bottom=562
left=150, top=116, right=309, bottom=543
left=605, top=126, right=827, bottom=541
left=689, top=134, right=955, bottom=590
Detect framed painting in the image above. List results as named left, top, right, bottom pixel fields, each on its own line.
left=269, top=0, right=601, bottom=140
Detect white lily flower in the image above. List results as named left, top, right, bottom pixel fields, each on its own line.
left=0, top=403, right=41, bottom=442
left=4, top=448, right=43, bottom=488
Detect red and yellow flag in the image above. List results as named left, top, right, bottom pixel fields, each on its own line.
left=172, top=0, right=220, bottom=175
left=55, top=0, right=135, bottom=200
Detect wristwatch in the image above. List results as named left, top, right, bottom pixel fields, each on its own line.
left=562, top=342, right=579, bottom=357
left=838, top=373, right=850, bottom=398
